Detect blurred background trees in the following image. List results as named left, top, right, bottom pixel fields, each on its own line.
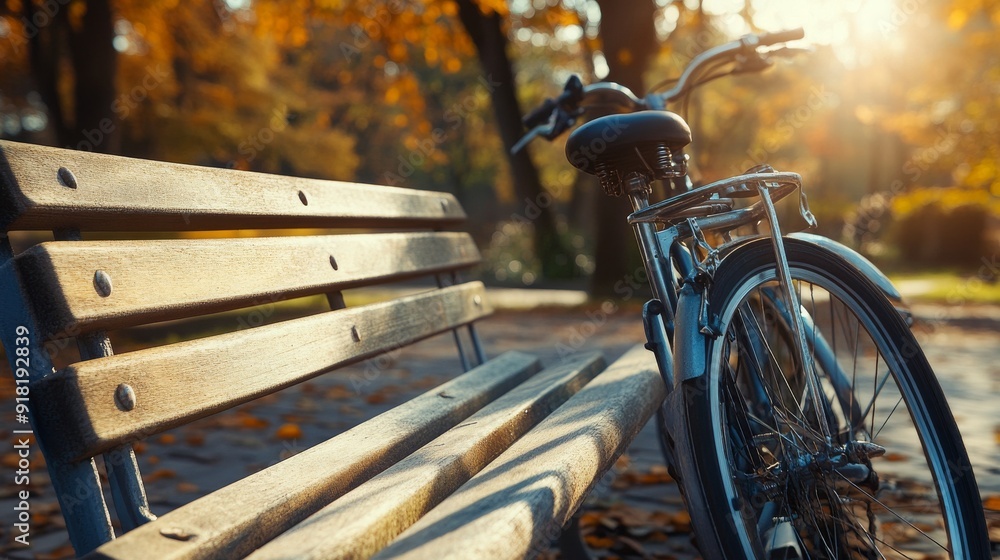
left=1, top=0, right=997, bottom=293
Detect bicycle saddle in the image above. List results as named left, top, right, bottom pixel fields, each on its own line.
left=565, top=111, right=692, bottom=196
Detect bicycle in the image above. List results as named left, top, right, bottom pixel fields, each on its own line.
left=515, top=28, right=990, bottom=559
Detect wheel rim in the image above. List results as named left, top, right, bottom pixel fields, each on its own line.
left=709, top=267, right=965, bottom=558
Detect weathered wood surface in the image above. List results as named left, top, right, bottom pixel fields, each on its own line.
left=19, top=232, right=480, bottom=336
left=0, top=140, right=464, bottom=232
left=84, top=352, right=543, bottom=560
left=247, top=352, right=608, bottom=560
left=33, top=282, right=492, bottom=461
left=372, top=345, right=665, bottom=560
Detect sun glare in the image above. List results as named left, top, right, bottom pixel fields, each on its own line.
left=704, top=0, right=901, bottom=63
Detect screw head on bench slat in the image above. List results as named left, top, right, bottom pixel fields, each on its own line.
left=115, top=383, right=136, bottom=411
left=57, top=167, right=78, bottom=189
left=440, top=199, right=449, bottom=212
left=473, top=295, right=482, bottom=307
left=298, top=190, right=308, bottom=205
left=329, top=255, right=338, bottom=270
left=94, top=270, right=113, bottom=297
left=160, top=527, right=196, bottom=541
left=350, top=325, right=360, bottom=342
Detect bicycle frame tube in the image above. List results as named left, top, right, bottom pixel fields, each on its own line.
left=626, top=178, right=705, bottom=391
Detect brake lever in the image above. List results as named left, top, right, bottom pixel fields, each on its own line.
left=733, top=52, right=772, bottom=74
left=766, top=46, right=815, bottom=58
left=511, top=124, right=550, bottom=155
left=547, top=107, right=582, bottom=139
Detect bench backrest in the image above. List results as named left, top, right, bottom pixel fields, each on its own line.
left=0, top=140, right=490, bottom=553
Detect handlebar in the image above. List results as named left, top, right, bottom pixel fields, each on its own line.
left=655, top=26, right=803, bottom=104
left=757, top=27, right=806, bottom=47
left=512, top=28, right=804, bottom=154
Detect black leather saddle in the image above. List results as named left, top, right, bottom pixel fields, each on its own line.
left=565, top=111, right=692, bottom=195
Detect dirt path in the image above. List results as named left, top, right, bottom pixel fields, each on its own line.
left=0, top=304, right=997, bottom=558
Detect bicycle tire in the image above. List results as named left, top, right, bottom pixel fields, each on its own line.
left=666, top=238, right=989, bottom=559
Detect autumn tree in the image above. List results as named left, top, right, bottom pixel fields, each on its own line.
left=1, top=0, right=118, bottom=152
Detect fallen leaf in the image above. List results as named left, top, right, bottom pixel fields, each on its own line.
left=300, top=382, right=318, bottom=394
left=983, top=494, right=1000, bottom=510
left=177, top=482, right=199, bottom=493
left=583, top=535, right=615, bottom=549
left=671, top=510, right=692, bottom=531
left=159, top=434, right=176, bottom=445
left=275, top=423, right=303, bottom=441
left=239, top=414, right=270, bottom=430
left=325, top=385, right=353, bottom=400
left=144, top=468, right=176, bottom=483
left=36, top=543, right=75, bottom=560
left=185, top=433, right=205, bottom=447
left=1, top=452, right=20, bottom=468
left=578, top=511, right=603, bottom=529
left=646, top=530, right=669, bottom=542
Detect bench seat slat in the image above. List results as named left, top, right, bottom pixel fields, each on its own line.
left=84, top=351, right=543, bottom=560
left=372, top=345, right=665, bottom=560
left=33, top=282, right=492, bottom=462
left=247, top=351, right=608, bottom=560
left=19, top=232, right=480, bottom=336
left=0, top=140, right=464, bottom=232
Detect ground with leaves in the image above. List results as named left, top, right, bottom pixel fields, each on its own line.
left=0, top=304, right=998, bottom=559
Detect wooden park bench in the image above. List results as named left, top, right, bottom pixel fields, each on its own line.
left=0, top=139, right=665, bottom=559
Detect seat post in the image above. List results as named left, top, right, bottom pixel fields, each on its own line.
left=625, top=175, right=673, bottom=305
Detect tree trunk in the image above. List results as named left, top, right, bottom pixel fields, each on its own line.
left=454, top=0, right=573, bottom=280
left=70, top=0, right=119, bottom=154
left=590, top=0, right=658, bottom=297
left=24, top=2, right=72, bottom=147
left=23, top=0, right=118, bottom=153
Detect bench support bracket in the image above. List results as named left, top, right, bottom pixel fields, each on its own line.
left=0, top=236, right=115, bottom=554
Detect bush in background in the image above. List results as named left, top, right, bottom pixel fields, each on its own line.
left=890, top=188, right=997, bottom=269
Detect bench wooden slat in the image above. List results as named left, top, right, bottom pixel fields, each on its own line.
left=0, top=140, right=465, bottom=232
left=247, top=351, right=608, bottom=560
left=33, top=282, right=491, bottom=462
left=84, top=351, right=543, bottom=560
left=19, top=232, right=480, bottom=336
left=372, top=345, right=666, bottom=560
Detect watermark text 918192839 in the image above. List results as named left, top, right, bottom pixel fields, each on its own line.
left=11, top=325, right=33, bottom=546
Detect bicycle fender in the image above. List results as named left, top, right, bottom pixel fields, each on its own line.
left=788, top=232, right=902, bottom=302
left=672, top=279, right=712, bottom=385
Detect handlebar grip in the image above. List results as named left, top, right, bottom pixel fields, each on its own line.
left=523, top=98, right=558, bottom=128
left=758, top=27, right=804, bottom=46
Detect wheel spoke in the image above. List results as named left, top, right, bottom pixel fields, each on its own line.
left=738, top=303, right=827, bottom=446
left=833, top=471, right=948, bottom=551
left=873, top=395, right=904, bottom=441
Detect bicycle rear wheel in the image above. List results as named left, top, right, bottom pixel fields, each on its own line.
left=669, top=238, right=989, bottom=559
